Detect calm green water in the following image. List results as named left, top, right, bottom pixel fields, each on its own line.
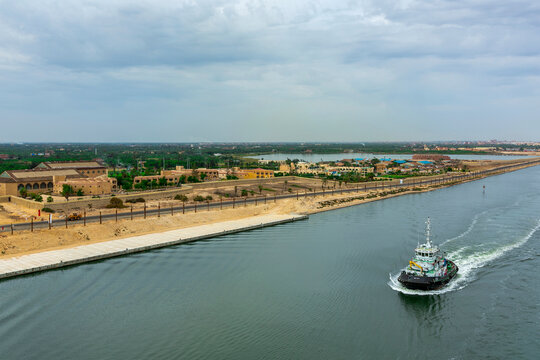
left=1, top=166, right=539, bottom=359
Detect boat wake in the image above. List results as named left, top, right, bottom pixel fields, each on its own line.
left=439, top=210, right=486, bottom=246
left=388, top=218, right=540, bottom=296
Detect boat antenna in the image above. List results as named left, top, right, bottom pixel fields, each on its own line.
left=426, top=217, right=432, bottom=247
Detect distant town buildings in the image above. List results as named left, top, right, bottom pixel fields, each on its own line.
left=133, top=166, right=274, bottom=187
left=0, top=151, right=468, bottom=198
left=236, top=168, right=274, bottom=179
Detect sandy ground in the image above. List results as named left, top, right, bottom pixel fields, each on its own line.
left=460, top=158, right=537, bottom=171
left=499, top=151, right=540, bottom=156
left=0, top=204, right=32, bottom=223
left=1, top=158, right=538, bottom=259
left=0, top=185, right=427, bottom=258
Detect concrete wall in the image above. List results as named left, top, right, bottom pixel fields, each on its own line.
left=34, top=187, right=193, bottom=213
left=8, top=196, right=45, bottom=210
left=187, top=176, right=297, bottom=191
left=0, top=182, right=18, bottom=196
left=0, top=195, right=11, bottom=203
left=5, top=177, right=299, bottom=212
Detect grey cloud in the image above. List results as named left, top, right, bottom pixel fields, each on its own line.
left=0, top=0, right=539, bottom=142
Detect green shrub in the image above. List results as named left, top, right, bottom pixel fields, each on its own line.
left=42, top=207, right=55, bottom=213
left=193, top=195, right=205, bottom=202
left=205, top=195, right=213, bottom=201
left=241, top=189, right=248, bottom=196
left=34, top=195, right=43, bottom=202
left=174, top=194, right=188, bottom=202
left=106, top=197, right=125, bottom=208
left=47, top=196, right=53, bottom=203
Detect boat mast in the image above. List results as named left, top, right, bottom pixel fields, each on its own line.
left=425, top=217, right=432, bottom=247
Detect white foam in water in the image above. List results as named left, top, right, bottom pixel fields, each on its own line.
left=439, top=200, right=524, bottom=247
left=388, top=218, right=540, bottom=296
left=439, top=210, right=485, bottom=246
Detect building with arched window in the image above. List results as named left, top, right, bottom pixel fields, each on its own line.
left=0, top=161, right=116, bottom=196
left=0, top=169, right=81, bottom=196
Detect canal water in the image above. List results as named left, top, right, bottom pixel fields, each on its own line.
left=254, top=152, right=531, bottom=162
left=1, top=166, right=539, bottom=359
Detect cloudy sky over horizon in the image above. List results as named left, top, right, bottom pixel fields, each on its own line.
left=1, top=0, right=539, bottom=142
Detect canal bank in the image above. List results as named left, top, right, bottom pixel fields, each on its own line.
left=1, top=157, right=539, bottom=264
left=0, top=214, right=307, bottom=279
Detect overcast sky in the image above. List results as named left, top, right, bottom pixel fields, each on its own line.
left=1, top=0, right=539, bottom=142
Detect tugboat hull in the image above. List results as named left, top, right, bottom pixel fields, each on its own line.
left=398, top=261, right=459, bottom=291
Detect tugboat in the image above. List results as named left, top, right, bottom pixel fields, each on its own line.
left=398, top=218, right=458, bottom=290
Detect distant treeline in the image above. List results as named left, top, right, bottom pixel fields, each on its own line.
left=0, top=142, right=533, bottom=175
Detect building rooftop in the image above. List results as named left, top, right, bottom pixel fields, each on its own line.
left=37, top=161, right=105, bottom=169
left=56, top=177, right=111, bottom=184
left=1, top=168, right=82, bottom=181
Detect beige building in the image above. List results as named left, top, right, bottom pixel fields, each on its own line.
left=133, top=166, right=220, bottom=186
left=0, top=160, right=115, bottom=196
left=278, top=163, right=295, bottom=173
left=330, top=166, right=374, bottom=176
left=53, top=175, right=117, bottom=196
left=0, top=168, right=83, bottom=196
left=375, top=162, right=392, bottom=174
left=295, top=162, right=324, bottom=175
left=133, top=166, right=274, bottom=185
left=35, top=161, right=107, bottom=177
left=234, top=168, right=274, bottom=179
